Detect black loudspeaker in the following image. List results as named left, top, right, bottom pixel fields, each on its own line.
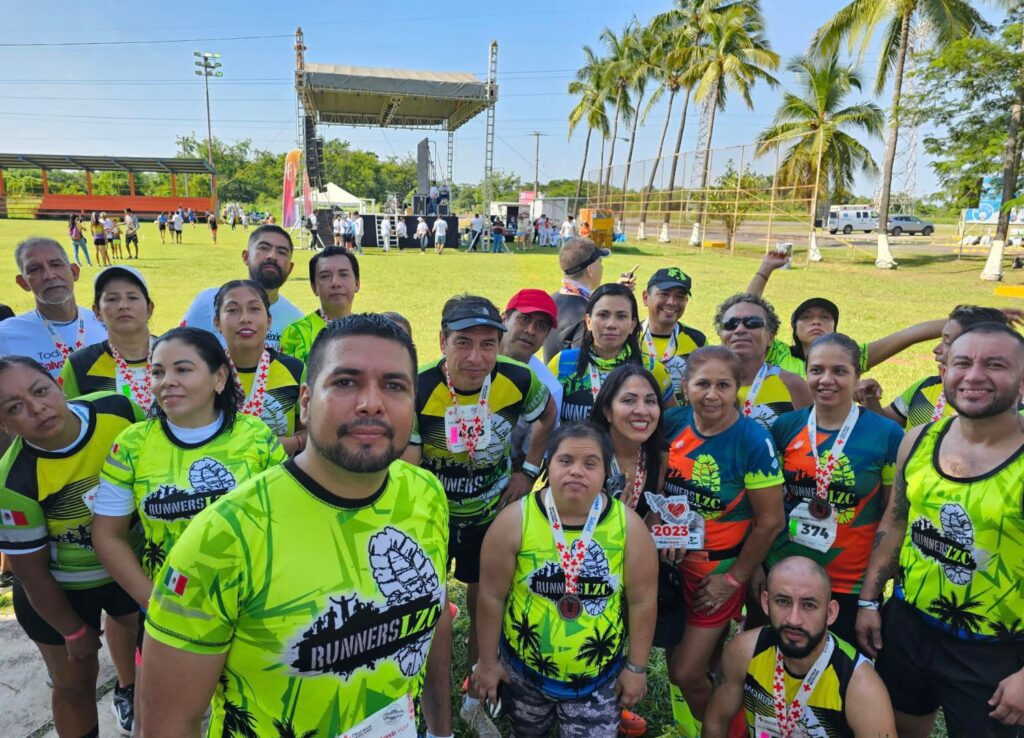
left=312, top=208, right=333, bottom=247
left=413, top=195, right=427, bottom=214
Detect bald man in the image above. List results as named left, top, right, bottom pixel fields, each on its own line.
left=703, top=556, right=895, bottom=738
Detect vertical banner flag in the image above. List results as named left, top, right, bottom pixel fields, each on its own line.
left=302, top=166, right=313, bottom=220
left=282, top=149, right=301, bottom=227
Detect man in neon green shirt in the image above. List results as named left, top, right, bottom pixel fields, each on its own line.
left=279, top=247, right=360, bottom=362
left=140, top=315, right=448, bottom=738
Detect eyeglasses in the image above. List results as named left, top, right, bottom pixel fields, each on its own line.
left=721, top=315, right=766, bottom=331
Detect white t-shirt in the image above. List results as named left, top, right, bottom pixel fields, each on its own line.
left=560, top=220, right=576, bottom=238
left=309, top=213, right=318, bottom=229
left=0, top=308, right=108, bottom=377
left=172, top=213, right=184, bottom=229
left=415, top=221, right=429, bottom=237
left=433, top=219, right=448, bottom=238
left=471, top=216, right=484, bottom=232
left=380, top=218, right=392, bottom=236
left=429, top=185, right=439, bottom=199
left=354, top=217, right=364, bottom=237
left=397, top=221, right=408, bottom=237
left=182, top=287, right=304, bottom=351
left=333, top=216, right=343, bottom=235
left=510, top=355, right=563, bottom=464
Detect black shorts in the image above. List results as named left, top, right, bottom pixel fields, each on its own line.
left=93, top=236, right=107, bottom=246
left=13, top=580, right=138, bottom=647
left=875, top=597, right=1024, bottom=735
left=158, top=224, right=166, bottom=231
left=449, top=522, right=490, bottom=584
left=125, top=233, right=138, bottom=246
left=827, top=591, right=861, bottom=645
left=342, top=234, right=355, bottom=244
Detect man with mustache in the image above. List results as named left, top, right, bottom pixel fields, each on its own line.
left=139, top=315, right=449, bottom=738
left=858, top=322, right=1024, bottom=736
left=703, top=556, right=896, bottom=737
left=0, top=237, right=107, bottom=377
left=640, top=267, right=706, bottom=404
left=403, top=295, right=556, bottom=738
left=181, top=225, right=302, bottom=351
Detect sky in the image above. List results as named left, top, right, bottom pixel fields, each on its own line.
left=0, top=1, right=1006, bottom=200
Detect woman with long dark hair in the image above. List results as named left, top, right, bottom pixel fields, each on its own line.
left=92, top=327, right=286, bottom=726
left=213, top=280, right=305, bottom=455
left=549, top=283, right=675, bottom=424
left=68, top=214, right=91, bottom=267
left=90, top=211, right=111, bottom=267
left=0, top=356, right=144, bottom=737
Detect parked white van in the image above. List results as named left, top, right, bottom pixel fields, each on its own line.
left=827, top=205, right=879, bottom=234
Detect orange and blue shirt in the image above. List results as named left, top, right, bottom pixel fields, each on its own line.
left=768, top=407, right=903, bottom=593
left=662, top=406, right=783, bottom=558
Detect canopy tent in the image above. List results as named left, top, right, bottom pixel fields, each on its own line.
left=305, top=182, right=363, bottom=210
left=297, top=63, right=490, bottom=132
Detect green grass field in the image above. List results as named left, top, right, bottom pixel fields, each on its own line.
left=0, top=218, right=986, bottom=736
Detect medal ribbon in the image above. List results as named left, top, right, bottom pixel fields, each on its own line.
left=544, top=488, right=603, bottom=596
left=587, top=362, right=604, bottom=400
left=742, top=363, right=770, bottom=417
left=611, top=451, right=647, bottom=510
left=641, top=321, right=678, bottom=371
left=38, top=312, right=85, bottom=359
left=559, top=279, right=592, bottom=299
left=931, top=390, right=946, bottom=423
left=229, top=350, right=271, bottom=418
left=807, top=403, right=859, bottom=503
left=109, top=342, right=153, bottom=411
left=443, top=362, right=491, bottom=460
left=772, top=634, right=835, bottom=738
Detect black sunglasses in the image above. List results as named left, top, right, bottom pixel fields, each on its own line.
left=721, top=315, right=766, bottom=331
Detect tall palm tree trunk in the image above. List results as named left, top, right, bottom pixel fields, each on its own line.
left=662, top=87, right=692, bottom=227
left=874, top=13, right=911, bottom=270
left=621, top=89, right=646, bottom=206
left=691, top=99, right=718, bottom=247
left=597, top=134, right=607, bottom=203
left=640, top=88, right=677, bottom=233
left=982, top=21, right=1024, bottom=280
left=573, top=126, right=593, bottom=216
left=603, top=89, right=623, bottom=203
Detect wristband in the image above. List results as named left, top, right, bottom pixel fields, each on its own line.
left=756, top=271, right=769, bottom=280
left=521, top=461, right=542, bottom=480
left=724, top=572, right=743, bottom=589
left=623, top=660, right=647, bottom=674
left=857, top=599, right=881, bottom=610
left=63, top=624, right=88, bottom=641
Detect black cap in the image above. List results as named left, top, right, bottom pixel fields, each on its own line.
left=647, top=267, right=693, bottom=294
left=442, top=301, right=507, bottom=333
left=559, top=239, right=611, bottom=275
left=93, top=265, right=150, bottom=304
left=791, top=297, right=839, bottom=327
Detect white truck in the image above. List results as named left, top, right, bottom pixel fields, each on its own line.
left=827, top=204, right=879, bottom=235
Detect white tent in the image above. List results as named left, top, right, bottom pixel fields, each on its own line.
left=306, top=182, right=362, bottom=210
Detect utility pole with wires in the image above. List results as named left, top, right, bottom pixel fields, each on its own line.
left=194, top=51, right=222, bottom=167
left=531, top=131, right=544, bottom=201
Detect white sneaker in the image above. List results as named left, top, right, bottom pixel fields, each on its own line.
left=460, top=702, right=501, bottom=738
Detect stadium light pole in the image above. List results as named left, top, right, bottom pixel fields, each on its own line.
left=194, top=51, right=222, bottom=167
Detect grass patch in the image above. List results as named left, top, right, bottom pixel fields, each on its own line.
left=0, top=590, right=12, bottom=616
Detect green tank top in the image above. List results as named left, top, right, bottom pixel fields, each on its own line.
left=899, top=417, right=1024, bottom=640
left=502, top=491, right=626, bottom=698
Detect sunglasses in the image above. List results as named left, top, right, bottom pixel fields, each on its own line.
left=721, top=315, right=766, bottom=331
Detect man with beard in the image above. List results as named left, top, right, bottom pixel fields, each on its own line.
left=857, top=322, right=1024, bottom=736
left=704, top=556, right=895, bottom=737
left=181, top=225, right=302, bottom=350
left=0, top=238, right=107, bottom=377
left=403, top=295, right=556, bottom=738
left=140, top=315, right=449, bottom=738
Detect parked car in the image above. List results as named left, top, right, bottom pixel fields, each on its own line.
left=886, top=214, right=934, bottom=236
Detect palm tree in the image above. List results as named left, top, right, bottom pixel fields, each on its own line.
left=650, top=1, right=745, bottom=240
left=508, top=606, right=541, bottom=656
left=620, top=23, right=656, bottom=209
left=599, top=25, right=636, bottom=203
left=272, top=718, right=318, bottom=738
left=530, top=652, right=559, bottom=678
left=756, top=53, right=884, bottom=261
left=677, top=3, right=780, bottom=243
left=926, top=592, right=988, bottom=634
left=569, top=46, right=611, bottom=215
left=812, top=0, right=984, bottom=269
left=992, top=618, right=1024, bottom=641
left=142, top=539, right=166, bottom=578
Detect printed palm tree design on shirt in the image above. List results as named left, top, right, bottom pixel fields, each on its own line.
left=508, top=604, right=541, bottom=656
left=926, top=592, right=988, bottom=634
left=992, top=618, right=1024, bottom=641
left=141, top=539, right=166, bottom=578
left=565, top=672, right=591, bottom=697
left=530, top=651, right=558, bottom=678
left=219, top=675, right=258, bottom=738
left=271, top=718, right=318, bottom=738
left=578, top=623, right=619, bottom=668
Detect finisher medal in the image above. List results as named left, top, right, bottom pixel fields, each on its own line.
left=808, top=498, right=832, bottom=520
left=557, top=594, right=583, bottom=621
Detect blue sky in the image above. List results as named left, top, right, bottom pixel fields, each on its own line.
left=0, top=1, right=1005, bottom=199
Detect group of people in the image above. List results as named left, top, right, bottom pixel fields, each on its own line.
left=68, top=211, right=142, bottom=268
left=531, top=214, right=577, bottom=248
left=0, top=228, right=1022, bottom=738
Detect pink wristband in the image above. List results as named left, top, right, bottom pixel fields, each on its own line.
left=63, top=624, right=88, bottom=641
left=724, top=572, right=743, bottom=589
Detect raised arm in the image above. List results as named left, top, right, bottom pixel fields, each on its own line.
left=745, top=251, right=790, bottom=297
left=864, top=320, right=944, bottom=370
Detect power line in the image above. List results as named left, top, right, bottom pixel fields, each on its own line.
left=0, top=33, right=291, bottom=48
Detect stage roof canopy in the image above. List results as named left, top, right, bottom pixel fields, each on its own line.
left=298, top=62, right=492, bottom=131
left=0, top=153, right=215, bottom=175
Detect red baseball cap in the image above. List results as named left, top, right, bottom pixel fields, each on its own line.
left=505, top=289, right=559, bottom=329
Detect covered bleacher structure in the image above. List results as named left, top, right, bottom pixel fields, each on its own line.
left=294, top=27, right=497, bottom=247
left=0, top=153, right=217, bottom=220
